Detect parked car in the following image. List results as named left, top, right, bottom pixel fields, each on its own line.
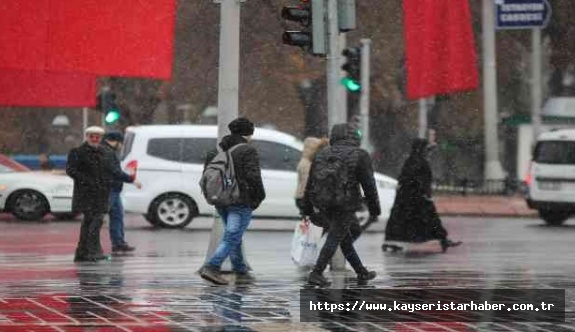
left=524, top=129, right=575, bottom=225
left=0, top=154, right=76, bottom=221
left=120, top=125, right=398, bottom=228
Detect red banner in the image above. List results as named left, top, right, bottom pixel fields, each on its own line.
left=403, top=0, right=479, bottom=99
left=0, top=0, right=176, bottom=80
left=0, top=69, right=96, bottom=107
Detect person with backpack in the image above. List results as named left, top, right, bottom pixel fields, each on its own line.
left=199, top=117, right=266, bottom=285
left=302, top=123, right=380, bottom=287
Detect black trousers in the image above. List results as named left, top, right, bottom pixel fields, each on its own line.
left=75, top=212, right=104, bottom=259
left=313, top=211, right=366, bottom=275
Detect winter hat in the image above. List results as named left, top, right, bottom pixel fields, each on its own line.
left=103, top=131, right=124, bottom=142
left=228, top=117, right=255, bottom=136
left=85, top=126, right=105, bottom=136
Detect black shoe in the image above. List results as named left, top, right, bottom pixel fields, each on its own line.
left=441, top=239, right=462, bottom=252
left=112, top=244, right=136, bottom=253
left=308, top=271, right=331, bottom=287
left=199, top=266, right=229, bottom=285
left=74, top=256, right=97, bottom=263
left=235, top=272, right=256, bottom=284
left=357, top=270, right=376, bottom=284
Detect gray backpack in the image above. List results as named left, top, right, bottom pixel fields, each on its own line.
left=199, top=143, right=246, bottom=206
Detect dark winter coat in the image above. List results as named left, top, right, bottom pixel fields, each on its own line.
left=66, top=142, right=112, bottom=213
left=204, top=135, right=266, bottom=210
left=303, top=124, right=381, bottom=216
left=384, top=139, right=448, bottom=242
left=100, top=141, right=134, bottom=192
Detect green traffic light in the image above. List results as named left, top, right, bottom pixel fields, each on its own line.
left=340, top=77, right=361, bottom=92
left=105, top=110, right=121, bottom=124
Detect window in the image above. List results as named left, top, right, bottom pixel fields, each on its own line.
left=182, top=138, right=217, bottom=164
left=534, top=141, right=575, bottom=164
left=251, top=140, right=301, bottom=171
left=147, top=138, right=182, bottom=162
left=120, top=132, right=136, bottom=161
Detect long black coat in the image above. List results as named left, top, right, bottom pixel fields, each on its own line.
left=384, top=139, right=447, bottom=242
left=66, top=142, right=111, bottom=213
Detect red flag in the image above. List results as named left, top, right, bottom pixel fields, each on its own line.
left=0, top=69, right=96, bottom=107
left=0, top=0, right=176, bottom=80
left=0, top=1, right=50, bottom=71
left=403, top=0, right=479, bottom=99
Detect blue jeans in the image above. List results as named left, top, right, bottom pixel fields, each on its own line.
left=109, top=190, right=125, bottom=247
left=207, top=204, right=252, bottom=273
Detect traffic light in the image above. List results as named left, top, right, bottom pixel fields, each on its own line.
left=341, top=47, right=361, bottom=93
left=282, top=0, right=326, bottom=55
left=97, top=90, right=121, bottom=125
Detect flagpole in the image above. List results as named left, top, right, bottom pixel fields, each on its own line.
left=418, top=98, right=427, bottom=139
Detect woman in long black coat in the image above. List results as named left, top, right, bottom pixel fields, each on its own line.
left=383, top=138, right=461, bottom=251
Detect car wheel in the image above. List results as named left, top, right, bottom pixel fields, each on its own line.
left=8, top=190, right=49, bottom=221
left=539, top=210, right=570, bottom=226
left=149, top=193, right=197, bottom=229
left=143, top=213, right=160, bottom=227
left=51, top=212, right=80, bottom=221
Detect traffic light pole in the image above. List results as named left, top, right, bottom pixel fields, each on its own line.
left=215, top=0, right=242, bottom=142
left=327, top=0, right=345, bottom=131
left=206, top=0, right=249, bottom=274
left=359, top=38, right=373, bottom=153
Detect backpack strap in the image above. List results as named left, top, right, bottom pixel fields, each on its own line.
left=224, top=143, right=247, bottom=177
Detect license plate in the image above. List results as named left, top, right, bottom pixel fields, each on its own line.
left=539, top=181, right=561, bottom=190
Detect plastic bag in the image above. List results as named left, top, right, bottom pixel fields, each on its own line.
left=291, top=218, right=323, bottom=268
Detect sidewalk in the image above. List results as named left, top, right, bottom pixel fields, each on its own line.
left=434, top=194, right=537, bottom=218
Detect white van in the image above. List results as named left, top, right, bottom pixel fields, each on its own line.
left=120, top=125, right=398, bottom=228
left=525, top=129, right=575, bottom=225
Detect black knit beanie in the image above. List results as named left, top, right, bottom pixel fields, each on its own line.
left=228, top=117, right=255, bottom=136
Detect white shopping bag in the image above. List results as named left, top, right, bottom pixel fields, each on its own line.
left=291, top=218, right=324, bottom=268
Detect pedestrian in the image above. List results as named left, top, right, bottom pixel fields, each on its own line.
left=302, top=123, right=380, bottom=287
left=294, top=137, right=329, bottom=215
left=383, top=138, right=461, bottom=252
left=199, top=117, right=266, bottom=285
left=66, top=126, right=112, bottom=263
left=101, top=131, right=142, bottom=253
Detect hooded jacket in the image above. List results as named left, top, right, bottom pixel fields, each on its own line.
left=303, top=124, right=381, bottom=216
left=295, top=137, right=329, bottom=199
left=205, top=134, right=266, bottom=209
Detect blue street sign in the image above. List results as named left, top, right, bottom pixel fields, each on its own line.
left=495, top=0, right=551, bottom=29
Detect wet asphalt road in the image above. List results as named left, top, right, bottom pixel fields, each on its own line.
left=0, top=214, right=574, bottom=331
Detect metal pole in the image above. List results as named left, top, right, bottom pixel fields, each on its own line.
left=206, top=0, right=246, bottom=273
left=82, top=107, right=88, bottom=134
left=482, top=0, right=505, bottom=180
left=327, top=0, right=342, bottom=132
left=531, top=28, right=542, bottom=140
left=418, top=98, right=427, bottom=139
left=360, top=38, right=373, bottom=152
left=215, top=0, right=242, bottom=142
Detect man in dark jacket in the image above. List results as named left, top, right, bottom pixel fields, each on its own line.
left=303, top=123, right=381, bottom=286
left=199, top=117, right=266, bottom=285
left=101, top=131, right=142, bottom=253
left=66, top=126, right=112, bottom=262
